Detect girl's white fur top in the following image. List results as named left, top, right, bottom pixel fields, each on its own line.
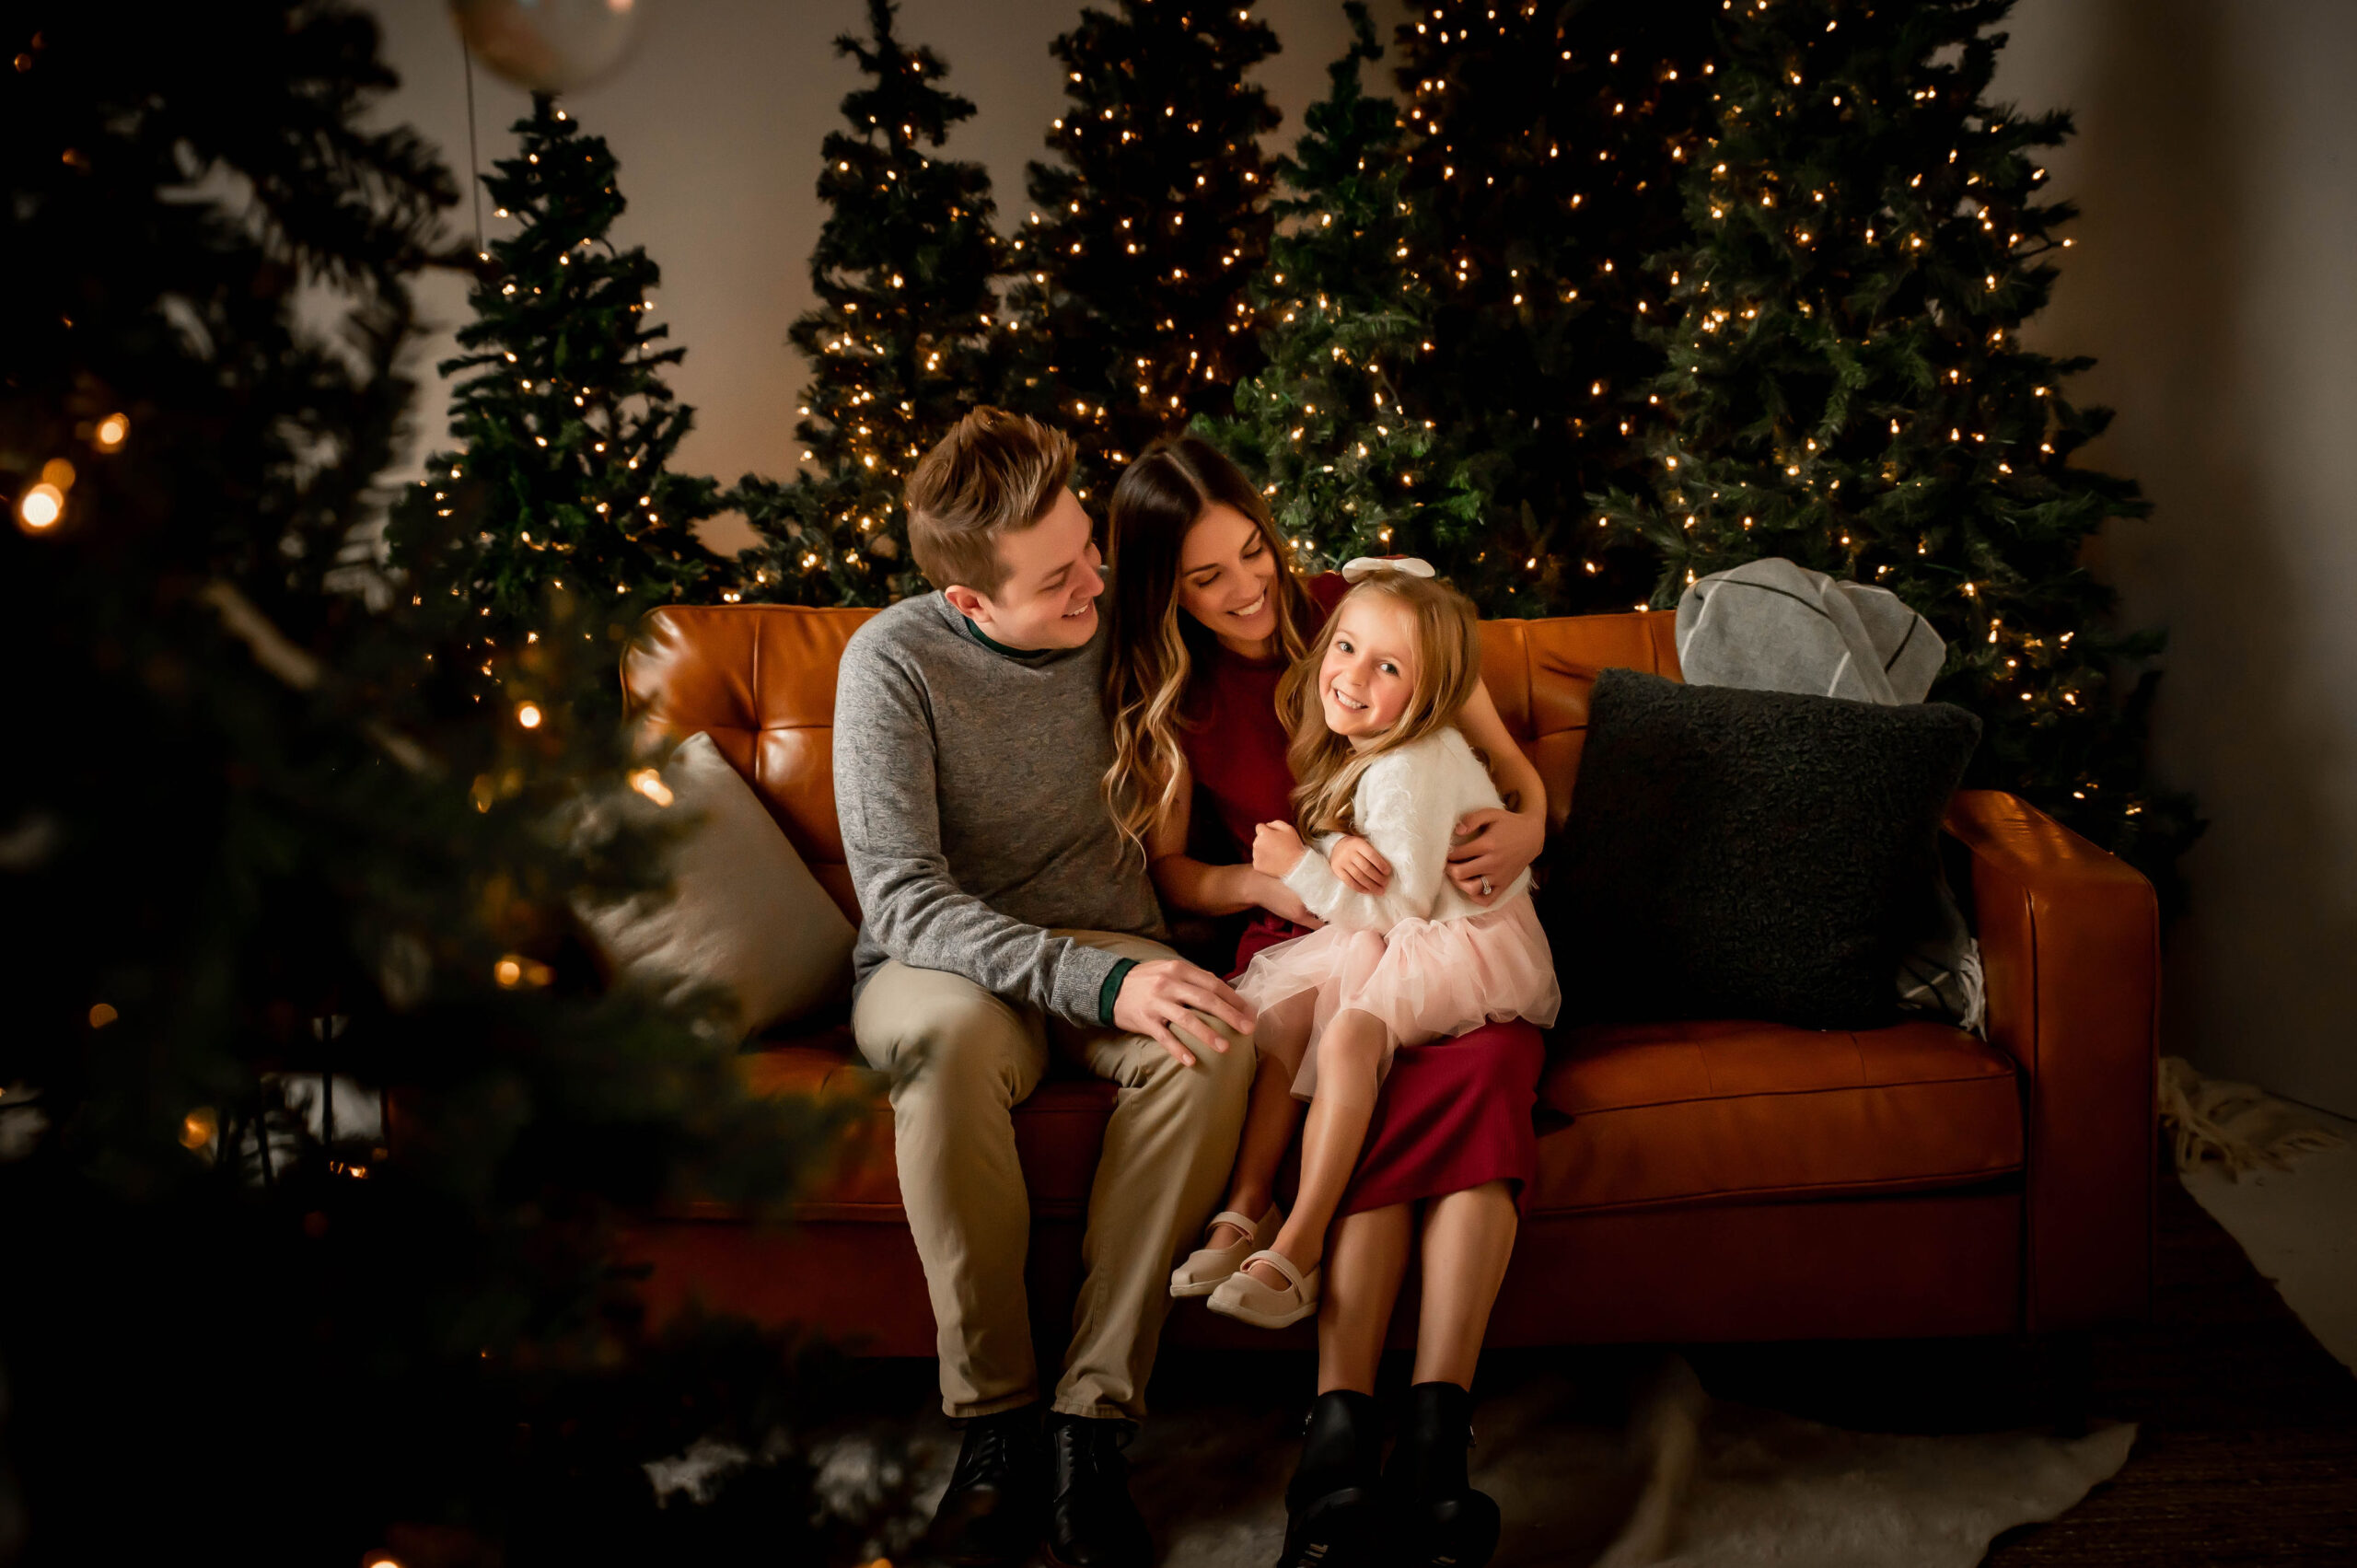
left=1282, top=726, right=1531, bottom=932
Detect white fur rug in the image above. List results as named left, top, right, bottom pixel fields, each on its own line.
left=1122, top=1362, right=2133, bottom=1568
left=718, top=1357, right=2135, bottom=1567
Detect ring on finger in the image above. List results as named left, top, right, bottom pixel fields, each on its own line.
left=1479, top=876, right=1493, bottom=898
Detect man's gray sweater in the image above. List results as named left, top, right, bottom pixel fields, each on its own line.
left=833, top=592, right=1166, bottom=1027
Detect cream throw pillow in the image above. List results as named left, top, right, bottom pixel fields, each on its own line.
left=585, top=730, right=855, bottom=1040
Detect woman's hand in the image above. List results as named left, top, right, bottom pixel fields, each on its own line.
left=1329, top=833, right=1393, bottom=894
left=1252, top=820, right=1306, bottom=877
left=1447, top=805, right=1545, bottom=904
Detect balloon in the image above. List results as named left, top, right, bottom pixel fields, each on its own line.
left=450, top=0, right=645, bottom=95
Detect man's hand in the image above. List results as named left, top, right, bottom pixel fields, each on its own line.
left=1113, top=958, right=1257, bottom=1067
left=1251, top=819, right=1306, bottom=878
left=1447, top=806, right=1545, bottom=904
left=1329, top=833, right=1392, bottom=895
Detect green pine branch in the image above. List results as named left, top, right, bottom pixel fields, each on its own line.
left=1198, top=5, right=1485, bottom=582
left=1003, top=0, right=1282, bottom=486
left=1588, top=0, right=2201, bottom=897
left=1385, top=0, right=1718, bottom=614
left=388, top=96, right=724, bottom=710
left=733, top=0, right=1006, bottom=606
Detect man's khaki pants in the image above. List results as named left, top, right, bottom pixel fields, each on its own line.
left=853, top=931, right=1254, bottom=1422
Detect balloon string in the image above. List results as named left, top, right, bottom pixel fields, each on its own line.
left=461, top=33, right=484, bottom=257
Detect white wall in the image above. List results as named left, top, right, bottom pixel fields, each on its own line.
left=359, top=1, right=2357, bottom=1113
left=1995, top=0, right=2357, bottom=1115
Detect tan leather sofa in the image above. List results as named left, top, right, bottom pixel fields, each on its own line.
left=616, top=604, right=2157, bottom=1352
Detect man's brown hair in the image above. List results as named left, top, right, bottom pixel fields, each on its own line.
left=904, top=408, right=1078, bottom=597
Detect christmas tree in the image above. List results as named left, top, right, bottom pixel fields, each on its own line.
left=388, top=96, right=724, bottom=702
left=734, top=0, right=1005, bottom=607
left=4, top=6, right=848, bottom=1555
left=1004, top=0, right=1282, bottom=484
left=1590, top=0, right=2200, bottom=888
left=1196, top=6, right=1485, bottom=577
left=1384, top=0, right=1717, bottom=614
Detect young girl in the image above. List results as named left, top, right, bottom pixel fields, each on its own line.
left=1192, top=558, right=1561, bottom=1328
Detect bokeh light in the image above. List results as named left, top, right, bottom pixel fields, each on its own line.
left=17, top=482, right=64, bottom=531
left=180, top=1108, right=217, bottom=1150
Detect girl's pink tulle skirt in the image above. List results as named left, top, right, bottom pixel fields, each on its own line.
left=1235, top=896, right=1561, bottom=1099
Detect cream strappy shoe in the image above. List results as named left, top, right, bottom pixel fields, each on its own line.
left=1206, top=1248, right=1321, bottom=1329
left=1169, top=1206, right=1281, bottom=1298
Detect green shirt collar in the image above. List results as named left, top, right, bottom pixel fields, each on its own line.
left=946, top=591, right=1085, bottom=662
left=959, top=611, right=1036, bottom=660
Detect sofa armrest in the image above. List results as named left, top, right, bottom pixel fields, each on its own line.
left=1943, top=789, right=2159, bottom=1330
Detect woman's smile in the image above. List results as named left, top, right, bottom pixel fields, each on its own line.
left=1174, top=503, right=1282, bottom=656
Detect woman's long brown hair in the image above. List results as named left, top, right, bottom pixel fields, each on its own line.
left=1278, top=571, right=1484, bottom=835
left=1101, top=436, right=1316, bottom=854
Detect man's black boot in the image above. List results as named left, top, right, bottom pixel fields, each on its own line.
left=1383, top=1381, right=1501, bottom=1568
left=1044, top=1412, right=1154, bottom=1568
left=1279, top=1389, right=1384, bottom=1568
left=923, top=1403, right=1046, bottom=1568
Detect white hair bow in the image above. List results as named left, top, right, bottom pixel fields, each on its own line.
left=1340, top=555, right=1437, bottom=584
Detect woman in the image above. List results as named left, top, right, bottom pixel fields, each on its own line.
left=1102, top=436, right=1548, bottom=1568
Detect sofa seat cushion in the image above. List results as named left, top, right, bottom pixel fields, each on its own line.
left=732, top=1036, right=1119, bottom=1222
left=730, top=1016, right=2022, bottom=1225
left=1532, top=1017, right=2023, bottom=1214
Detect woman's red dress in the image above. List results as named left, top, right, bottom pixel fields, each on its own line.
left=1177, top=573, right=1544, bottom=1214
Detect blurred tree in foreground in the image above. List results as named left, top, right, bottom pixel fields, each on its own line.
left=0, top=5, right=853, bottom=1560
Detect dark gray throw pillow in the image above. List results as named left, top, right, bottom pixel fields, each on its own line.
left=1541, top=668, right=1982, bottom=1031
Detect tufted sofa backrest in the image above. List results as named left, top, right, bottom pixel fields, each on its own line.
left=622, top=603, right=1684, bottom=924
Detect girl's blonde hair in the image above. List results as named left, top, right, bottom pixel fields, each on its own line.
left=1100, top=437, right=1315, bottom=853
left=1277, top=571, right=1484, bottom=835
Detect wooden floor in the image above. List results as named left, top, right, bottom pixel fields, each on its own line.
left=1985, top=1174, right=2357, bottom=1565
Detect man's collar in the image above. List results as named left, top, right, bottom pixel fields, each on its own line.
left=958, top=608, right=1038, bottom=660
left=947, top=589, right=1051, bottom=655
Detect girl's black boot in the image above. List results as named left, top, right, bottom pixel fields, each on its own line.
left=1279, top=1389, right=1385, bottom=1568
left=1384, top=1381, right=1501, bottom=1568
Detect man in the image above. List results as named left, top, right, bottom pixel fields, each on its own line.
left=834, top=408, right=1259, bottom=1568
